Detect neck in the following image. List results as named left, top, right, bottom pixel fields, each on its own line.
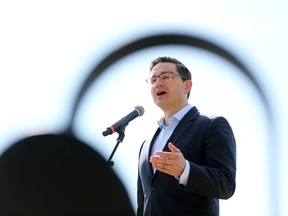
left=162, top=103, right=188, bottom=126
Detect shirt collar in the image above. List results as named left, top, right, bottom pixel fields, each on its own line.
left=157, top=104, right=192, bottom=129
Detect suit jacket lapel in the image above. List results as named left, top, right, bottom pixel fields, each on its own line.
left=140, top=128, right=161, bottom=180
left=162, top=106, right=199, bottom=152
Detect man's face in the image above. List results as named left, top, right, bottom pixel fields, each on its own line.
left=149, top=62, right=191, bottom=112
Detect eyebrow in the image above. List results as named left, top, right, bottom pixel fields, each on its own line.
left=150, top=71, right=174, bottom=77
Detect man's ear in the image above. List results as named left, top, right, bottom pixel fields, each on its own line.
left=184, top=80, right=192, bottom=94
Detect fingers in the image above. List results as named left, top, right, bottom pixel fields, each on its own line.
left=154, top=143, right=179, bottom=158
left=150, top=155, right=168, bottom=171
left=152, top=143, right=181, bottom=160
left=168, top=142, right=181, bottom=153
left=150, top=155, right=168, bottom=165
left=150, top=143, right=186, bottom=176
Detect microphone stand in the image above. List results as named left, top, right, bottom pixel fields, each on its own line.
left=107, top=129, right=125, bottom=167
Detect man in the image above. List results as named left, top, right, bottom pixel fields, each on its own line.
left=137, top=56, right=236, bottom=216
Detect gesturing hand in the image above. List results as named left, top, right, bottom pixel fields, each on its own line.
left=150, top=142, right=186, bottom=176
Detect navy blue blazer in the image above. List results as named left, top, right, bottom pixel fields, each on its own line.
left=137, top=106, right=236, bottom=216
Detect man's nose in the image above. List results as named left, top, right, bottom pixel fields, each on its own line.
left=155, top=77, right=164, bottom=86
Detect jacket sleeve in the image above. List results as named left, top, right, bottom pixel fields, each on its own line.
left=182, top=116, right=237, bottom=199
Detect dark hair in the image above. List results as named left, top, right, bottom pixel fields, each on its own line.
left=150, top=56, right=192, bottom=98
left=149, top=56, right=192, bottom=81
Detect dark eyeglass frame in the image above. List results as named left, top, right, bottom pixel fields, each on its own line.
left=146, top=71, right=187, bottom=85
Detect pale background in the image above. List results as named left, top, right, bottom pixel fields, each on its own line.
left=0, top=1, right=287, bottom=215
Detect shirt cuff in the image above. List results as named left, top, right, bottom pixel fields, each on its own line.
left=175, top=160, right=190, bottom=186
left=179, top=160, right=190, bottom=185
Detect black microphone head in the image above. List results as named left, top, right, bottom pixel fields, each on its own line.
left=135, top=106, right=144, bottom=116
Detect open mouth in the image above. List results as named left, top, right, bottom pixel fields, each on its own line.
left=156, top=90, right=166, bottom=96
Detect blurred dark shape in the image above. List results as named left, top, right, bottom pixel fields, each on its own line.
left=0, top=134, right=135, bottom=216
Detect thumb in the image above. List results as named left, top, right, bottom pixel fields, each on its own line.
left=168, top=142, right=180, bottom=153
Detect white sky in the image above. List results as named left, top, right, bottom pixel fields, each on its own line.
left=0, top=1, right=287, bottom=215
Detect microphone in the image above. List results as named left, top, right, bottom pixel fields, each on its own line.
left=102, top=106, right=145, bottom=136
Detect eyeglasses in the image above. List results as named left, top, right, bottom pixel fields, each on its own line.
left=146, top=71, right=187, bottom=85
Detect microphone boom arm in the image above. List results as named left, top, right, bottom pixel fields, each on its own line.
left=107, top=128, right=126, bottom=167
